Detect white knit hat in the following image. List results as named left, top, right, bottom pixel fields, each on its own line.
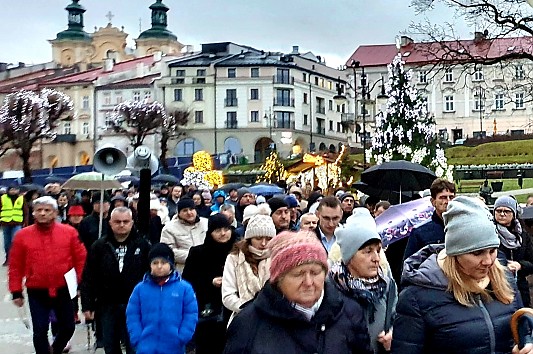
left=245, top=204, right=276, bottom=239
left=242, top=204, right=259, bottom=224
left=149, top=199, right=161, bottom=211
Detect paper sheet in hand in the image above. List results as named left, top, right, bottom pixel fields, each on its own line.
left=64, top=268, right=78, bottom=299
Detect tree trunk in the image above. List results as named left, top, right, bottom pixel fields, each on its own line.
left=159, top=134, right=169, bottom=173
left=20, top=149, right=32, bottom=183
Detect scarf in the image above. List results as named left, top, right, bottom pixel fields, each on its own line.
left=248, top=245, right=271, bottom=260
left=496, top=221, right=522, bottom=250
left=234, top=250, right=270, bottom=305
left=292, top=289, right=324, bottom=321
left=330, top=262, right=386, bottom=323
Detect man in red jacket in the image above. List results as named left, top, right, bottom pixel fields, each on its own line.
left=8, top=196, right=87, bottom=354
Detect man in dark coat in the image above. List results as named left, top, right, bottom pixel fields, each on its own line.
left=81, top=207, right=151, bottom=354
left=78, top=193, right=110, bottom=251
left=234, top=187, right=254, bottom=224
left=403, top=178, right=456, bottom=261
left=314, top=196, right=342, bottom=253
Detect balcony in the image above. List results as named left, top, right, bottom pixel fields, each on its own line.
left=273, top=98, right=295, bottom=107
left=224, top=98, right=238, bottom=107
left=54, top=134, right=77, bottom=144
left=225, top=120, right=238, bottom=129
left=171, top=78, right=185, bottom=85
left=316, top=107, right=326, bottom=114
left=273, top=75, right=294, bottom=85
left=316, top=127, right=326, bottom=135
left=274, top=120, right=295, bottom=130
left=192, top=78, right=206, bottom=84
left=341, top=113, right=355, bottom=123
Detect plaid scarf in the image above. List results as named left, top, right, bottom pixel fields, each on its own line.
left=330, top=262, right=386, bottom=323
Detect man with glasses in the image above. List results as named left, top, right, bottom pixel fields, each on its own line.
left=81, top=207, right=150, bottom=354
left=403, top=178, right=456, bottom=261
left=314, top=196, right=343, bottom=253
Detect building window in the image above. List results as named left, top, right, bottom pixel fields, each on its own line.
left=328, top=81, right=333, bottom=90
left=250, top=89, right=259, bottom=100
left=494, top=93, right=505, bottom=110
left=197, top=69, right=206, bottom=76
left=250, top=68, right=259, bottom=78
left=303, top=73, right=307, bottom=82
left=303, top=114, right=308, bottom=125
left=144, top=91, right=152, bottom=101
left=444, top=68, right=453, bottom=83
left=63, top=122, right=71, bottom=135
left=226, top=112, right=238, bottom=129
left=275, top=89, right=292, bottom=106
left=174, top=89, right=182, bottom=102
left=133, top=91, right=141, bottom=102
left=115, top=91, right=123, bottom=104
left=103, top=93, right=111, bottom=105
left=473, top=67, right=484, bottom=81
left=314, top=77, right=319, bottom=85
left=515, top=92, right=525, bottom=109
left=337, top=122, right=342, bottom=132
left=194, top=111, right=204, bottom=123
left=328, top=100, right=333, bottom=111
left=275, top=111, right=292, bottom=129
left=173, top=78, right=185, bottom=84
left=515, top=65, right=525, bottom=80
left=228, top=68, right=236, bottom=78
left=316, top=97, right=325, bottom=114
left=329, top=120, right=333, bottom=131
left=419, top=71, right=427, bottom=84
left=82, top=95, right=90, bottom=110
left=473, top=88, right=485, bottom=111
left=303, top=92, right=308, bottom=104
left=194, top=88, right=203, bottom=101
left=176, top=70, right=185, bottom=77
left=225, top=89, right=237, bottom=106
left=250, top=110, right=259, bottom=122
left=104, top=113, right=114, bottom=128
left=276, top=68, right=291, bottom=84
left=82, top=122, right=89, bottom=136
left=444, top=95, right=454, bottom=112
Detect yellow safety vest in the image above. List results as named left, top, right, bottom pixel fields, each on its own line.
left=1, top=194, right=24, bottom=223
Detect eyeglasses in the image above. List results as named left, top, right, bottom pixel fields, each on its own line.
left=494, top=209, right=513, bottom=216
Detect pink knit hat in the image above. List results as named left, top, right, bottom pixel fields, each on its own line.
left=268, top=231, right=328, bottom=283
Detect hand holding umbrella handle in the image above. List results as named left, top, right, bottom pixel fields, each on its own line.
left=511, top=308, right=533, bottom=349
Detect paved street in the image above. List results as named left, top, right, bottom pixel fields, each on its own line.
left=0, top=258, right=104, bottom=354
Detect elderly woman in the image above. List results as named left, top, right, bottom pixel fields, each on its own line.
left=224, top=231, right=372, bottom=354
left=222, top=204, right=275, bottom=324
left=493, top=196, right=533, bottom=307
left=393, top=196, right=529, bottom=354
left=330, top=208, right=397, bottom=353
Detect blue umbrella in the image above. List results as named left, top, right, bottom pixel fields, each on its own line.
left=45, top=176, right=68, bottom=184
left=152, top=174, right=180, bottom=184
left=249, top=184, right=284, bottom=196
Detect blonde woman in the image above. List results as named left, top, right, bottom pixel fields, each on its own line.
left=222, top=204, right=275, bottom=324
left=393, top=196, right=529, bottom=354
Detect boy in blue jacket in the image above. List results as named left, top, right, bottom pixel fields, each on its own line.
left=126, top=243, right=198, bottom=354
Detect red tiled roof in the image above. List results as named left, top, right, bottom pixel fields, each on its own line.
left=347, top=36, right=533, bottom=68
left=99, top=74, right=160, bottom=89
left=0, top=68, right=69, bottom=93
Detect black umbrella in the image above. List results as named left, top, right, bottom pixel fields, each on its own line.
left=360, top=160, right=436, bottom=203
left=117, top=175, right=140, bottom=184
left=19, top=183, right=45, bottom=193
left=219, top=182, right=246, bottom=192
left=152, top=174, right=180, bottom=184
left=44, top=176, right=67, bottom=184
left=353, top=180, right=414, bottom=205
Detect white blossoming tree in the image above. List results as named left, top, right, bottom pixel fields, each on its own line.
left=0, top=89, right=73, bottom=182
left=370, top=54, right=453, bottom=180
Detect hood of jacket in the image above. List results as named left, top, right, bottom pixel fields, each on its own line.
left=401, top=244, right=449, bottom=291
left=254, top=281, right=343, bottom=326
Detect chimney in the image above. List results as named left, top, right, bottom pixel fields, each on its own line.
left=292, top=45, right=299, bottom=54
left=0, top=63, right=7, bottom=72
left=103, top=58, right=114, bottom=72
left=474, top=30, right=488, bottom=42
left=400, top=36, right=414, bottom=47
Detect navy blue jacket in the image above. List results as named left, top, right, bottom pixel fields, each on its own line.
left=224, top=281, right=372, bottom=354
left=126, top=272, right=198, bottom=354
left=403, top=211, right=444, bottom=261
left=393, top=245, right=522, bottom=354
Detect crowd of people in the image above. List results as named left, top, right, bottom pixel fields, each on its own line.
left=3, top=177, right=533, bottom=353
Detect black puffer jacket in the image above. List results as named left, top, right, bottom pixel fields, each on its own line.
left=80, top=230, right=151, bottom=311
left=392, top=245, right=522, bottom=354
left=224, top=281, right=372, bottom=354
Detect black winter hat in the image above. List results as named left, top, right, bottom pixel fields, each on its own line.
left=149, top=243, right=174, bottom=266
left=267, top=197, right=289, bottom=215
left=207, top=213, right=231, bottom=235
left=92, top=192, right=111, bottom=204
left=177, top=198, right=195, bottom=213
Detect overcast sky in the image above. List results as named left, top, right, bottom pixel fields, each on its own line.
left=0, top=0, right=471, bottom=69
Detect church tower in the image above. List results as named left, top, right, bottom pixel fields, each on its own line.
left=49, top=0, right=92, bottom=67
left=135, top=0, right=184, bottom=56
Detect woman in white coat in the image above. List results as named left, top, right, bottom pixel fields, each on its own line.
left=222, top=204, right=275, bottom=323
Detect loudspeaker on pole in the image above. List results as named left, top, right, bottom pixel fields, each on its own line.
left=93, top=144, right=127, bottom=175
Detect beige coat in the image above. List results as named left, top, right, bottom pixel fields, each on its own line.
left=160, top=217, right=208, bottom=272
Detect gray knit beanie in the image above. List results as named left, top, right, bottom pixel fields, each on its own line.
left=335, top=208, right=381, bottom=263
left=493, top=195, right=518, bottom=218
left=245, top=204, right=276, bottom=239
left=443, top=196, right=500, bottom=256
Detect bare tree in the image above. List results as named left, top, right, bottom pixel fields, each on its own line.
left=111, top=100, right=167, bottom=149
left=159, top=109, right=190, bottom=172
left=0, top=89, right=73, bottom=182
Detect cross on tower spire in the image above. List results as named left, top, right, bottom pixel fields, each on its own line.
left=105, top=11, right=114, bottom=24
